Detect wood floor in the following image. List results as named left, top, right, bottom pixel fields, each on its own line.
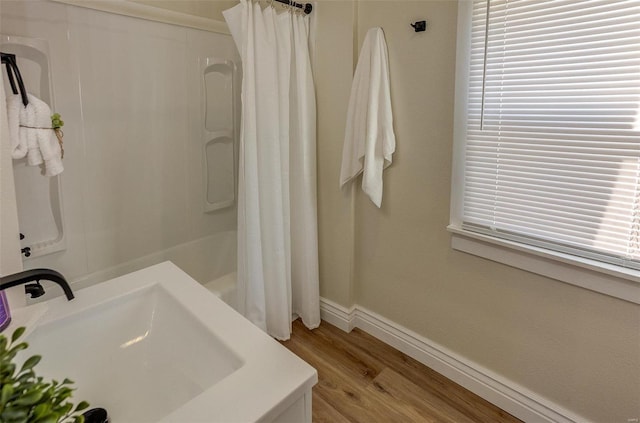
left=281, top=320, right=522, bottom=423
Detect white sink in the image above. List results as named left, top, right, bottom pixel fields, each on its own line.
left=25, top=284, right=242, bottom=422
left=16, top=262, right=316, bottom=422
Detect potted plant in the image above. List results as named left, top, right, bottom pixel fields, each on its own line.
left=0, top=327, right=89, bottom=423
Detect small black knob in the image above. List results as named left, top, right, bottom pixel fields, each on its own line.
left=19, top=233, right=25, bottom=240
left=21, top=247, right=31, bottom=258
left=411, top=20, right=427, bottom=32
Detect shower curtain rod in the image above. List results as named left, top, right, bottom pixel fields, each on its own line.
left=273, top=0, right=312, bottom=14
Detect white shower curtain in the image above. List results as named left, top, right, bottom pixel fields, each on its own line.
left=223, top=0, right=320, bottom=340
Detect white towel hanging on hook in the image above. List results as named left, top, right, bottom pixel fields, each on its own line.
left=339, top=27, right=396, bottom=208
left=6, top=93, right=63, bottom=177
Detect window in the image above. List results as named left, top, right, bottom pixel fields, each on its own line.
left=450, top=0, right=640, bottom=303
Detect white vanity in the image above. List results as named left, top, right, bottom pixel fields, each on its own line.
left=11, top=262, right=316, bottom=423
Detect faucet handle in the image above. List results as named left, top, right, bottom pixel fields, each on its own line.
left=25, top=281, right=45, bottom=298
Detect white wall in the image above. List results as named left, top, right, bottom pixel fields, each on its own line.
left=0, top=0, right=239, bottom=297
left=131, top=0, right=237, bottom=21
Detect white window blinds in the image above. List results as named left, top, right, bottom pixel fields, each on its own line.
left=463, top=0, right=640, bottom=268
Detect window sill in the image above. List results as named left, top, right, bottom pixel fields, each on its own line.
left=447, top=225, right=640, bottom=305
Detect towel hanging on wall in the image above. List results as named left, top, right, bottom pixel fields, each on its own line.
left=339, top=27, right=396, bottom=208
left=2, top=52, right=64, bottom=177
left=7, top=93, right=64, bottom=177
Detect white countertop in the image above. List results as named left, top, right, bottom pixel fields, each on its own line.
left=10, top=262, right=317, bottom=423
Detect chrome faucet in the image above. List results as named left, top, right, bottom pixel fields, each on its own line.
left=0, top=268, right=74, bottom=301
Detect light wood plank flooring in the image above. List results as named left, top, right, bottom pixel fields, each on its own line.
left=281, top=320, right=522, bottom=423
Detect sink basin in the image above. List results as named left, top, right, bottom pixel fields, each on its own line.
left=15, top=262, right=316, bottom=422
left=25, top=284, right=242, bottom=422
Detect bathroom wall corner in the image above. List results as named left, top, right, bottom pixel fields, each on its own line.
left=315, top=0, right=358, bottom=309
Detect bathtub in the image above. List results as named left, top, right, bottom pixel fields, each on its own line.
left=28, top=231, right=239, bottom=305
left=204, top=272, right=237, bottom=310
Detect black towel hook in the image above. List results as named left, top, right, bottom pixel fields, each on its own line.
left=1, top=52, right=29, bottom=107
left=411, top=20, right=427, bottom=32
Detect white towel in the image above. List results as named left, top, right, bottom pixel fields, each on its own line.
left=339, top=27, right=396, bottom=208
left=6, top=93, right=64, bottom=176
left=29, top=94, right=63, bottom=176
left=6, top=94, right=26, bottom=159
left=22, top=98, right=43, bottom=167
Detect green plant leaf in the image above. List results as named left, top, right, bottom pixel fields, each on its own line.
left=33, top=412, right=59, bottom=423
left=14, top=390, right=43, bottom=406
left=33, top=402, right=50, bottom=420
left=10, top=327, right=25, bottom=344
left=57, top=387, right=72, bottom=399
left=0, top=383, right=13, bottom=406
left=7, top=342, right=28, bottom=359
left=55, top=402, right=73, bottom=416
left=20, top=355, right=41, bottom=373
left=0, top=407, right=29, bottom=421
left=73, top=415, right=85, bottom=423
left=1, top=363, right=16, bottom=379
left=16, top=369, right=35, bottom=384
left=73, top=401, right=89, bottom=413
left=1, top=327, right=89, bottom=423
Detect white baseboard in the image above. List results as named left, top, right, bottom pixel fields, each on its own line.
left=318, top=297, right=356, bottom=332
left=319, top=297, right=589, bottom=423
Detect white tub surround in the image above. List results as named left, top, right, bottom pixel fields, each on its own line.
left=11, top=262, right=317, bottom=423
left=0, top=1, right=239, bottom=298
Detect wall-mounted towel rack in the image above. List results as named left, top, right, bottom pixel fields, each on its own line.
left=1, top=52, right=29, bottom=106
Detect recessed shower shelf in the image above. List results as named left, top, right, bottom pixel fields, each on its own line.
left=2, top=34, right=66, bottom=259
left=201, top=57, right=238, bottom=213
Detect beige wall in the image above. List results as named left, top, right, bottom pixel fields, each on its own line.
left=315, top=1, right=640, bottom=421
left=315, top=0, right=358, bottom=307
